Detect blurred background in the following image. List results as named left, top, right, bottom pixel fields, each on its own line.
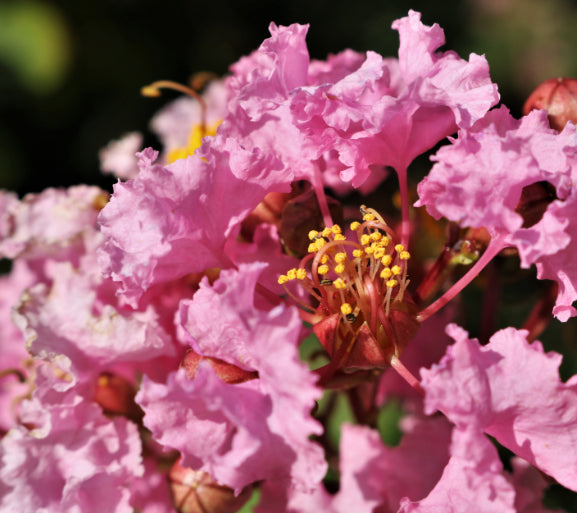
left=2, top=0, right=577, bottom=194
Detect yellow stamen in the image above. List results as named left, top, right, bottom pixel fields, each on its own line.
left=335, top=252, right=347, bottom=264
left=380, top=268, right=392, bottom=279
left=296, top=268, right=307, bottom=280
left=381, top=255, right=392, bottom=266
left=334, top=278, right=346, bottom=290
left=350, top=221, right=361, bottom=231
left=318, top=265, right=330, bottom=275
left=334, top=263, right=345, bottom=274
left=341, top=303, right=353, bottom=315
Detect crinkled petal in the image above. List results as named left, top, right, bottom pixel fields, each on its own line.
left=399, top=427, right=516, bottom=512
left=0, top=398, right=142, bottom=513
left=421, top=324, right=577, bottom=491
left=98, top=137, right=288, bottom=306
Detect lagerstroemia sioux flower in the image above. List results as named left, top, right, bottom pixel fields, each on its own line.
left=2, top=9, right=577, bottom=513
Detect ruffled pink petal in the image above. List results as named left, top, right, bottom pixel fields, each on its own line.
left=13, top=262, right=174, bottom=377
left=98, top=137, right=288, bottom=306
left=399, top=427, right=516, bottom=512
left=421, top=324, right=577, bottom=491
left=99, top=132, right=142, bottom=180
left=140, top=264, right=325, bottom=494
left=0, top=186, right=106, bottom=261
left=333, top=415, right=452, bottom=513
left=0, top=397, right=142, bottom=513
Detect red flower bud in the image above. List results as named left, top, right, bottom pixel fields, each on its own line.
left=94, top=372, right=143, bottom=423
left=182, top=350, right=258, bottom=384
left=523, top=77, right=577, bottom=132
left=168, top=461, right=252, bottom=513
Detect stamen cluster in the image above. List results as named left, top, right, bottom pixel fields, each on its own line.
left=278, top=206, right=415, bottom=370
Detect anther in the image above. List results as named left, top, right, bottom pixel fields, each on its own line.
left=296, top=268, right=307, bottom=280
left=350, top=221, right=361, bottom=231
left=335, top=252, right=347, bottom=264
left=341, top=303, right=353, bottom=315
left=386, top=279, right=399, bottom=288
left=318, top=265, right=330, bottom=275
left=334, top=278, right=346, bottom=290
left=400, top=251, right=411, bottom=260
left=381, top=255, right=392, bottom=266
left=334, top=264, right=345, bottom=274
left=353, top=249, right=364, bottom=258
left=308, top=230, right=319, bottom=241
left=391, top=265, right=402, bottom=276
left=380, top=268, right=393, bottom=279
left=394, top=244, right=405, bottom=253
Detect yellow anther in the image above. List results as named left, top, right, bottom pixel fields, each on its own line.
left=334, top=278, right=346, bottom=290
left=381, top=237, right=390, bottom=247
left=373, top=247, right=386, bottom=260
left=353, top=249, right=364, bottom=258
left=331, top=225, right=342, bottom=235
left=278, top=275, right=289, bottom=285
left=287, top=268, right=298, bottom=280
left=400, top=250, right=411, bottom=260
left=308, top=242, right=318, bottom=253
left=381, top=255, right=393, bottom=266
left=395, top=244, right=405, bottom=253
left=318, top=265, right=330, bottom=275
left=315, top=238, right=327, bottom=250
left=334, top=233, right=346, bottom=241
left=365, top=246, right=374, bottom=255
left=380, top=268, right=393, bottom=279
left=322, top=227, right=333, bottom=238
left=360, top=234, right=371, bottom=246
left=320, top=254, right=329, bottom=264
left=391, top=265, right=402, bottom=276
left=341, top=303, right=353, bottom=315
left=386, top=279, right=399, bottom=288
left=335, top=252, right=347, bottom=264
left=350, top=221, right=361, bottom=231
left=370, top=232, right=382, bottom=242
left=308, top=230, right=319, bottom=241
left=334, top=263, right=345, bottom=274
left=296, top=268, right=307, bottom=280
left=363, top=213, right=376, bottom=221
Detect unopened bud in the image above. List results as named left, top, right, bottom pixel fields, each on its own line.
left=169, top=460, right=252, bottom=513
left=182, top=350, right=258, bottom=384
left=523, top=77, right=577, bottom=132
left=94, top=372, right=143, bottom=423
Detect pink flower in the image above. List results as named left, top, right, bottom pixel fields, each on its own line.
left=421, top=324, right=577, bottom=492
left=98, top=138, right=288, bottom=307
left=137, top=263, right=326, bottom=494
left=417, top=106, right=577, bottom=320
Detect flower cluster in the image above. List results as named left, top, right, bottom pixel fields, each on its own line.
left=1, top=10, right=577, bottom=513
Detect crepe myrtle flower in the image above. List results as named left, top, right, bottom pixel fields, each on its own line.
left=1, top=10, right=577, bottom=513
